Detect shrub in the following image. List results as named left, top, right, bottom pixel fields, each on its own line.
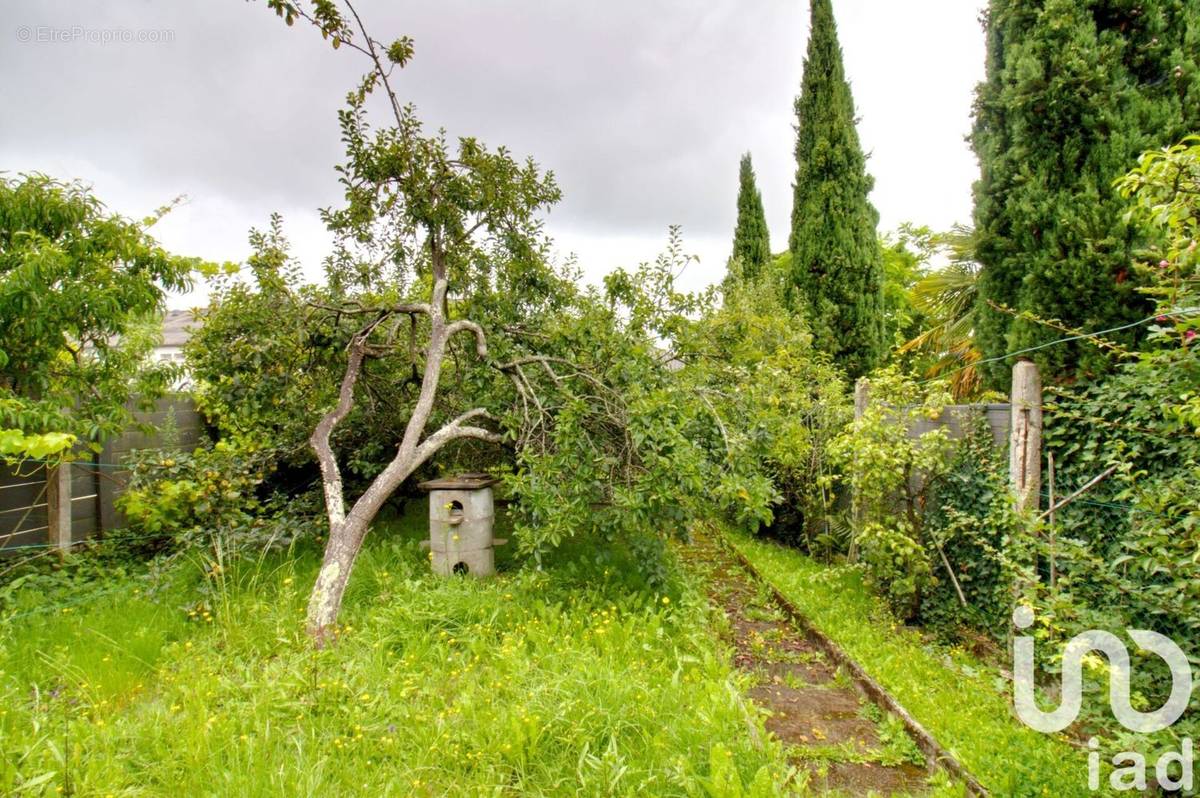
left=828, top=369, right=954, bottom=617
left=117, top=439, right=312, bottom=553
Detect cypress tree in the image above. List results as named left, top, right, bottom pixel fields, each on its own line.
left=728, top=153, right=772, bottom=282
left=972, top=0, right=1200, bottom=385
left=787, top=0, right=885, bottom=379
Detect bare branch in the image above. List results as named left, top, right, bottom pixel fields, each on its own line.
left=537, top=358, right=564, bottom=389
left=444, top=407, right=497, bottom=428
left=412, top=409, right=503, bottom=465
left=445, top=319, right=488, bottom=358
left=307, top=300, right=431, bottom=317
left=498, top=354, right=574, bottom=370
left=342, top=0, right=407, bottom=131
left=696, top=391, right=730, bottom=460
left=310, top=336, right=368, bottom=530
left=497, top=355, right=616, bottom=397
left=513, top=364, right=548, bottom=417
left=1035, top=464, right=1119, bottom=522
left=452, top=217, right=488, bottom=248
left=447, top=425, right=505, bottom=445
left=395, top=273, right=451, bottom=460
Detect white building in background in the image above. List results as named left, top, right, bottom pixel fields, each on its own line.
left=154, top=309, right=195, bottom=365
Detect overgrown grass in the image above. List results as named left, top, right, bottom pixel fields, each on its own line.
left=728, top=531, right=1093, bottom=797
left=1, top=506, right=799, bottom=797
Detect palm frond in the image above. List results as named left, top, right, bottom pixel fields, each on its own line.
left=898, top=225, right=983, bottom=400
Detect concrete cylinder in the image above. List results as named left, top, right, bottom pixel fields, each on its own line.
left=419, top=475, right=497, bottom=577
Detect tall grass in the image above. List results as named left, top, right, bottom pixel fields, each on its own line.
left=1, top=506, right=796, bottom=796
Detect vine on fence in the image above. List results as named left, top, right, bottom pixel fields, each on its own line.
left=806, top=141, right=1200, bottom=762
left=828, top=369, right=954, bottom=618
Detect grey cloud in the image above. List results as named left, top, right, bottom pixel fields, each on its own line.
left=1, top=0, right=984, bottom=283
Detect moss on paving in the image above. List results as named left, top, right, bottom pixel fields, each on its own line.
left=728, top=531, right=1092, bottom=797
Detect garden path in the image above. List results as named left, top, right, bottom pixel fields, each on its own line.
left=682, top=532, right=935, bottom=796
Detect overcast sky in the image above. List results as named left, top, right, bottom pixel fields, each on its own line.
left=1, top=0, right=987, bottom=305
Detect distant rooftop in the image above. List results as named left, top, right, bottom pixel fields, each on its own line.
left=161, top=309, right=196, bottom=348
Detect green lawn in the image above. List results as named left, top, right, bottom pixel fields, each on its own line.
left=1, top=507, right=795, bottom=797
left=727, top=531, right=1091, bottom=797
left=1, top=511, right=1105, bottom=796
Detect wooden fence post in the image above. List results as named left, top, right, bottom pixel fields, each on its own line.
left=1008, top=359, right=1042, bottom=515
left=849, top=378, right=870, bottom=564
left=47, top=462, right=72, bottom=552
left=1008, top=359, right=1042, bottom=643
left=854, top=378, right=871, bottom=420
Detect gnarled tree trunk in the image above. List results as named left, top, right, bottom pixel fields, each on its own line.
left=267, top=0, right=562, bottom=645
left=305, top=266, right=502, bottom=643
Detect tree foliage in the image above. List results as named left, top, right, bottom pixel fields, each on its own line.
left=726, top=153, right=771, bottom=283
left=787, top=0, right=885, bottom=379
left=832, top=138, right=1200, bottom=675
left=1031, top=136, right=1200, bottom=650
left=898, top=225, right=984, bottom=400
left=829, top=369, right=955, bottom=618
left=878, top=226, right=932, bottom=352
left=0, top=174, right=194, bottom=460
left=971, top=0, right=1200, bottom=386
left=244, top=1, right=845, bottom=637
left=692, top=273, right=848, bottom=549
left=187, top=218, right=322, bottom=461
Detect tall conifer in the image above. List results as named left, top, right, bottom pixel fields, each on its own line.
left=972, top=0, right=1200, bottom=384
left=788, top=0, right=885, bottom=378
left=728, top=153, right=772, bottom=281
